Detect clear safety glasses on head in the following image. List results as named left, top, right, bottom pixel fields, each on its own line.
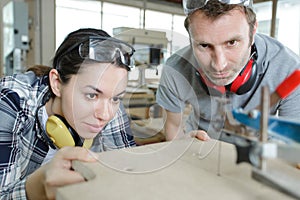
left=182, top=0, right=253, bottom=15
left=59, top=36, right=135, bottom=70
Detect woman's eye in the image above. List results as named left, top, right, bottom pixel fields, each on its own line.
left=111, top=96, right=120, bottom=103
left=86, top=93, right=97, bottom=100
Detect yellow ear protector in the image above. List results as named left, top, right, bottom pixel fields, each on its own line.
left=197, top=44, right=258, bottom=96
left=46, top=115, right=93, bottom=149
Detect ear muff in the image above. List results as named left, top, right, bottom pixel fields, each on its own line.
left=227, top=58, right=257, bottom=95
left=197, top=45, right=258, bottom=96
left=46, top=115, right=93, bottom=149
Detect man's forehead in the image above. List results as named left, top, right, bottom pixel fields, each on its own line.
left=189, top=10, right=250, bottom=44
left=189, top=8, right=248, bottom=30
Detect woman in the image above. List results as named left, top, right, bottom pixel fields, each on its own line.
left=0, top=28, right=136, bottom=199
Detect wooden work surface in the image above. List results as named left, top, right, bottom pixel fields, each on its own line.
left=56, top=139, right=296, bottom=200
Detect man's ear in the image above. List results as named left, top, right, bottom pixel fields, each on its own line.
left=252, top=20, right=258, bottom=45
left=49, top=69, right=62, bottom=97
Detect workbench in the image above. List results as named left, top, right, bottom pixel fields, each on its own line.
left=56, top=138, right=297, bottom=200
left=123, top=86, right=156, bottom=119
left=131, top=118, right=165, bottom=145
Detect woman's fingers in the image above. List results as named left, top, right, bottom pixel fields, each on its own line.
left=43, top=147, right=99, bottom=199
left=55, top=146, right=98, bottom=162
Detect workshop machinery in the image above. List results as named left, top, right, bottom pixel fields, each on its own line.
left=216, top=69, right=300, bottom=199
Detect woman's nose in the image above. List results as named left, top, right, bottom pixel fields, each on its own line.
left=94, top=101, right=112, bottom=121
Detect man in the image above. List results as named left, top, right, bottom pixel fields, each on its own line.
left=156, top=0, right=300, bottom=142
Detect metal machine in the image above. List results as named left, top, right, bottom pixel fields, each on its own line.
left=113, top=27, right=168, bottom=86
left=3, top=1, right=29, bottom=75
left=215, top=69, right=300, bottom=199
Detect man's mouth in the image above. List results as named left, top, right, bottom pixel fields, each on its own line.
left=210, top=71, right=230, bottom=79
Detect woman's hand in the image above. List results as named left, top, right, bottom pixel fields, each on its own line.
left=26, top=146, right=98, bottom=200
left=189, top=130, right=211, bottom=141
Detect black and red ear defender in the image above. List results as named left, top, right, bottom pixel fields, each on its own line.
left=45, top=115, right=93, bottom=149
left=197, top=44, right=258, bottom=96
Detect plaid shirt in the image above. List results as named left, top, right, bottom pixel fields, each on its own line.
left=0, top=72, right=135, bottom=199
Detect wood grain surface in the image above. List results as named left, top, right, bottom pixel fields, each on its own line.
left=57, top=138, right=297, bottom=200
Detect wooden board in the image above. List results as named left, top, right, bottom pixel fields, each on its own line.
left=56, top=139, right=296, bottom=200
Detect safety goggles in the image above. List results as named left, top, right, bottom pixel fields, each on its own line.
left=58, top=36, right=135, bottom=70
left=183, top=0, right=252, bottom=15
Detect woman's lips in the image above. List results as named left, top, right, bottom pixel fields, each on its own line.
left=84, top=123, right=104, bottom=133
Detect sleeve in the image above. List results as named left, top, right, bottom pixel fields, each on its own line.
left=267, top=52, right=300, bottom=121
left=0, top=88, right=28, bottom=200
left=277, top=80, right=300, bottom=121
left=156, top=64, right=187, bottom=113
left=99, top=102, right=136, bottom=151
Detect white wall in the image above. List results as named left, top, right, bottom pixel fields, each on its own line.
left=254, top=0, right=300, bottom=55
left=0, top=0, right=55, bottom=76
left=0, top=0, right=11, bottom=75
left=276, top=1, right=300, bottom=55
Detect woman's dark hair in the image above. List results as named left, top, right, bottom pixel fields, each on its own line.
left=26, top=65, right=52, bottom=77
left=184, top=0, right=256, bottom=46
left=52, top=28, right=131, bottom=84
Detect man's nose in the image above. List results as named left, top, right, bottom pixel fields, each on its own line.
left=211, top=48, right=227, bottom=71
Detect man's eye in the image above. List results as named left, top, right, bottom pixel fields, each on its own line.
left=199, top=43, right=209, bottom=48
left=86, top=93, right=97, bottom=100
left=228, top=40, right=237, bottom=46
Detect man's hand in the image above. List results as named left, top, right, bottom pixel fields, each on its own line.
left=26, top=146, right=98, bottom=200
left=189, top=130, right=211, bottom=141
